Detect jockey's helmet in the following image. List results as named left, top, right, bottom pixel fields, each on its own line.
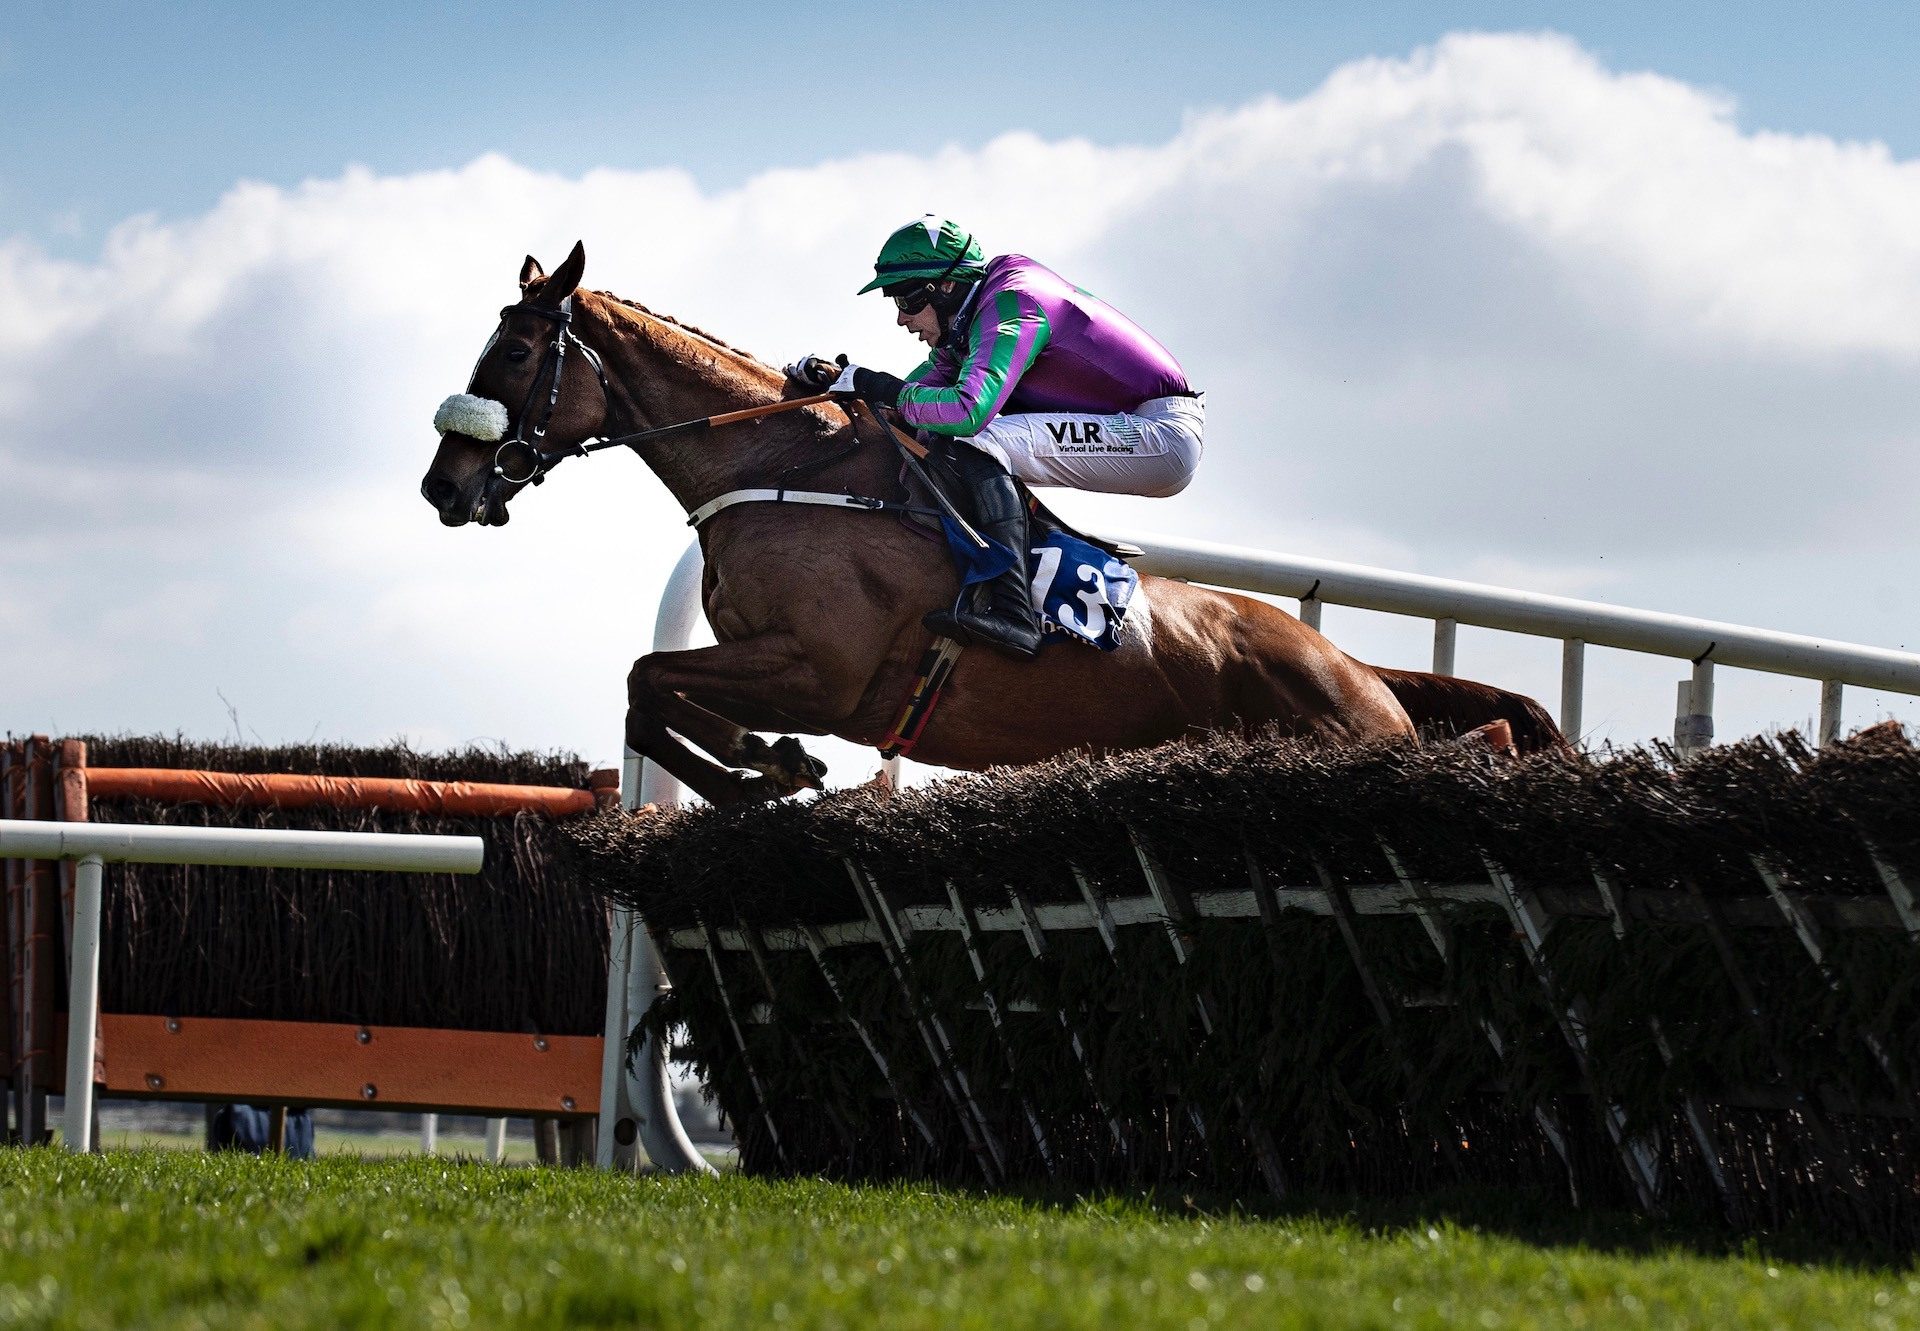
left=857, top=215, right=986, bottom=295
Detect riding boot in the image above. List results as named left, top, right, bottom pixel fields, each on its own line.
left=922, top=448, right=1044, bottom=660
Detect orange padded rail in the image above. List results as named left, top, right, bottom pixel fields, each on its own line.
left=58, top=1014, right=601, bottom=1116
left=81, top=768, right=611, bottom=818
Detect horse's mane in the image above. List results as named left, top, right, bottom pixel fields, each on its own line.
left=587, top=288, right=778, bottom=378
left=581, top=287, right=856, bottom=452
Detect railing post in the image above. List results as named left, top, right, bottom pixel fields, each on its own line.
left=1431, top=618, right=1457, bottom=676
left=1675, top=658, right=1715, bottom=757
left=61, top=854, right=104, bottom=1153
left=1560, top=638, right=1585, bottom=744
left=1819, top=680, right=1844, bottom=745
left=1298, top=595, right=1322, bottom=632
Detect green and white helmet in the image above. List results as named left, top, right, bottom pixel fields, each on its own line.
left=857, top=215, right=986, bottom=294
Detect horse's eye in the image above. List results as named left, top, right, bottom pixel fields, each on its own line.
left=505, top=346, right=531, bottom=364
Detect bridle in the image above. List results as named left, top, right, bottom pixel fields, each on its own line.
left=479, top=294, right=615, bottom=488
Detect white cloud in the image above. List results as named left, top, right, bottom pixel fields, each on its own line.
left=2, top=30, right=1916, bottom=767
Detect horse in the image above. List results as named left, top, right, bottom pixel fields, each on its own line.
left=421, top=242, right=1563, bottom=805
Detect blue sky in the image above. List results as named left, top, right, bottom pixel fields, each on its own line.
left=5, top=1, right=1917, bottom=253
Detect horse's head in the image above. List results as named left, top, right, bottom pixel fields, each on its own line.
left=420, top=241, right=614, bottom=527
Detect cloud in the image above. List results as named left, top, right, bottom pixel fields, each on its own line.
left=2, top=30, right=1916, bottom=764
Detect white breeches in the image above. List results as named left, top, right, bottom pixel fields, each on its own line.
left=955, top=393, right=1205, bottom=498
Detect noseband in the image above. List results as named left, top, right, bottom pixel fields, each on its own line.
left=484, top=295, right=614, bottom=487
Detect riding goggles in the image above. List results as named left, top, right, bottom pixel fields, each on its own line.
left=890, top=284, right=939, bottom=316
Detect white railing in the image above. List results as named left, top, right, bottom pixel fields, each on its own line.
left=1113, top=529, right=1920, bottom=751
left=606, top=531, right=1920, bottom=1171
left=0, top=820, right=483, bottom=1153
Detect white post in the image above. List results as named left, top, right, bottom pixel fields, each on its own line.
left=596, top=903, right=639, bottom=1170
left=484, top=1118, right=508, bottom=1162
left=62, top=855, right=104, bottom=1153
left=1675, top=659, right=1715, bottom=757
left=1431, top=618, right=1457, bottom=677
left=420, top=1113, right=438, bottom=1154
left=1298, top=596, right=1322, bottom=631
left=1560, top=638, right=1585, bottom=745
left=1819, top=680, right=1844, bottom=745
left=596, top=538, right=716, bottom=1175
left=1692, top=657, right=1715, bottom=746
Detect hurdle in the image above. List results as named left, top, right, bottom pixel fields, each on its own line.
left=0, top=819, right=482, bottom=1152
left=605, top=531, right=1920, bottom=1178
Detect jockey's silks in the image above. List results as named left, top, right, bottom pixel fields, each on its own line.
left=898, top=255, right=1192, bottom=436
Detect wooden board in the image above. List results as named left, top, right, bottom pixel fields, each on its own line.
left=79, top=768, right=609, bottom=818
left=55, top=1014, right=602, bottom=1117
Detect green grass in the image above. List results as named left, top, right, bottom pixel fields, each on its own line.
left=0, top=1150, right=1912, bottom=1329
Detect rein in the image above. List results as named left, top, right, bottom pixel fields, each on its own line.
left=467, top=296, right=984, bottom=545
left=493, top=390, right=842, bottom=485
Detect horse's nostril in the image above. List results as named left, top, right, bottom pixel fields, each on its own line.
left=422, top=475, right=456, bottom=509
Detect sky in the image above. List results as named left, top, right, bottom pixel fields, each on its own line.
left=3, top=2, right=1918, bottom=783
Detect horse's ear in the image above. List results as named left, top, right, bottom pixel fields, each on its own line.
left=519, top=255, right=545, bottom=290
left=538, top=241, right=586, bottom=305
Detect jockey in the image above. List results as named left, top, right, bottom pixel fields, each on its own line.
left=789, top=216, right=1202, bottom=659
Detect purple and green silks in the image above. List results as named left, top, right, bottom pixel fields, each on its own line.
left=898, top=255, right=1191, bottom=436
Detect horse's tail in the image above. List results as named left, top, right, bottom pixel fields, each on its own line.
left=1370, top=666, right=1569, bottom=755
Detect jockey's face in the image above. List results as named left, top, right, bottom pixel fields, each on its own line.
left=896, top=281, right=955, bottom=347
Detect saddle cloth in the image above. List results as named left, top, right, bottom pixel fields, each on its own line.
left=938, top=516, right=1138, bottom=652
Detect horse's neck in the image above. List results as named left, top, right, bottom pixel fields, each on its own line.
left=582, top=296, right=857, bottom=513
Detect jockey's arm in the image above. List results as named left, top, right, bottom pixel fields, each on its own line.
left=896, top=290, right=1051, bottom=437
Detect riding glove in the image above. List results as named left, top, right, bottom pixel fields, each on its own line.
left=783, top=355, right=844, bottom=392
left=784, top=354, right=905, bottom=408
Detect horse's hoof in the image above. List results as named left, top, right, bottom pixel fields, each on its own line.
left=772, top=736, right=827, bottom=790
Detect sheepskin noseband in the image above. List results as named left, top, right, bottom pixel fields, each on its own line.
left=434, top=393, right=509, bottom=442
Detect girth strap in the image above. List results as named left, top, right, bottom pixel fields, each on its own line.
left=686, top=487, right=935, bottom=528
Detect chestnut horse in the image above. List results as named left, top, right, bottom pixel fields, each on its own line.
left=421, top=242, right=1561, bottom=804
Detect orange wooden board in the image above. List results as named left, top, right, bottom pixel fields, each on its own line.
left=81, top=768, right=604, bottom=818
left=56, top=1014, right=602, bottom=1117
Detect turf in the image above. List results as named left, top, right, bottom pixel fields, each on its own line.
left=0, top=1151, right=1913, bottom=1329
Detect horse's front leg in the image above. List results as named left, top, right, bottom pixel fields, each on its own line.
left=626, top=634, right=844, bottom=805
left=652, top=690, right=828, bottom=795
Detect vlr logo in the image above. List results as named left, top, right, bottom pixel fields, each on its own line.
left=1046, top=421, right=1103, bottom=445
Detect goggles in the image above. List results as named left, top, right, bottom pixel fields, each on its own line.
left=891, top=284, right=939, bottom=316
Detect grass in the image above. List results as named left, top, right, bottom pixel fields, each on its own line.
left=0, top=1149, right=1912, bottom=1329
